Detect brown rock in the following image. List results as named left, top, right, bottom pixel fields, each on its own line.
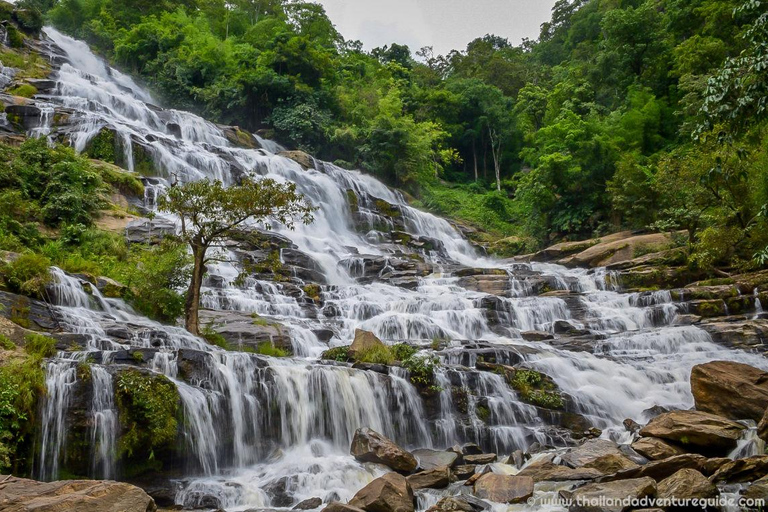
left=567, top=477, right=656, bottom=512
left=411, top=449, right=458, bottom=470
left=700, top=458, right=732, bottom=476
left=294, top=497, right=324, bottom=510
left=710, top=456, right=768, bottom=484
left=350, top=428, right=417, bottom=473
left=0, top=476, right=156, bottom=512
left=583, top=453, right=640, bottom=474
left=601, top=454, right=707, bottom=483
left=631, top=437, right=686, bottom=461
left=452, top=465, right=476, bottom=480
left=463, top=454, right=496, bottom=465
left=406, top=466, right=451, bottom=490
left=278, top=150, right=315, bottom=170
left=690, top=361, right=768, bottom=422
left=349, top=329, right=387, bottom=358
left=657, top=469, right=718, bottom=501
left=323, top=503, right=367, bottom=512
left=518, top=461, right=603, bottom=482
left=639, top=410, right=745, bottom=454
left=758, top=408, right=768, bottom=443
left=349, top=473, right=415, bottom=512
left=561, top=439, right=623, bottom=468
left=473, top=474, right=534, bottom=504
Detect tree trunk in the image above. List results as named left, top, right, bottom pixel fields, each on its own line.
left=185, top=244, right=207, bottom=336
left=488, top=127, right=502, bottom=192
left=472, top=139, right=478, bottom=182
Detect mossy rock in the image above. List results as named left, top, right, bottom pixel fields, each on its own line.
left=688, top=299, right=727, bottom=318
left=374, top=199, right=401, bottom=218
left=489, top=236, right=531, bottom=258
left=346, top=189, right=359, bottom=212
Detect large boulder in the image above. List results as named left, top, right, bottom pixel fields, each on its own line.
left=278, top=150, right=315, bottom=170
left=710, top=456, right=768, bottom=484
left=323, top=503, right=366, bottom=512
left=411, top=449, right=458, bottom=470
left=690, top=361, right=768, bottom=422
left=656, top=469, right=718, bottom=502
left=566, top=477, right=656, bottom=512
left=639, top=410, right=746, bottom=454
left=426, top=496, right=489, bottom=512
left=348, top=473, right=415, bottom=512
left=631, top=437, right=686, bottom=461
left=406, top=466, right=451, bottom=490
left=350, top=428, right=417, bottom=473
left=583, top=453, right=640, bottom=474
left=561, top=439, right=624, bottom=468
left=125, top=218, right=177, bottom=244
left=601, top=454, right=707, bottom=483
left=518, top=460, right=603, bottom=482
left=0, top=475, right=157, bottom=512
left=472, top=474, right=533, bottom=504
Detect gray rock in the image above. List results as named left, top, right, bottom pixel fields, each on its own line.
left=412, top=449, right=458, bottom=470
left=566, top=477, right=656, bottom=512
left=125, top=218, right=177, bottom=244
left=350, top=428, right=417, bottom=473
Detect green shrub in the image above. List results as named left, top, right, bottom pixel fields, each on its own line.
left=0, top=334, right=14, bottom=351
left=1, top=251, right=51, bottom=298
left=256, top=342, right=288, bottom=357
left=24, top=333, right=56, bottom=358
left=6, top=25, right=22, bottom=48
left=402, top=354, right=439, bottom=389
left=13, top=7, right=44, bottom=32
left=0, top=356, right=45, bottom=472
left=321, top=346, right=350, bottom=362
left=390, top=343, right=417, bottom=362
left=115, top=369, right=179, bottom=459
left=510, top=369, right=564, bottom=409
left=8, top=84, right=37, bottom=98
left=355, top=344, right=395, bottom=365
left=200, top=323, right=229, bottom=350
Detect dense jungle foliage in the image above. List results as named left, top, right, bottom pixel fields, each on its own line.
left=16, top=0, right=768, bottom=270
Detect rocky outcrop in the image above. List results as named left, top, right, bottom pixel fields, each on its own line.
left=690, top=361, right=768, bottom=421
left=278, top=150, right=315, bottom=170
left=349, top=330, right=387, bottom=359
left=710, top=456, right=768, bottom=484
left=348, top=473, right=415, bottom=512
left=630, top=437, right=686, bottom=461
left=350, top=428, right=418, bottom=473
left=124, top=218, right=176, bottom=244
left=0, top=475, right=156, bottom=512
left=472, top=474, right=533, bottom=504
left=198, top=310, right=292, bottom=353
left=638, top=410, right=746, bottom=454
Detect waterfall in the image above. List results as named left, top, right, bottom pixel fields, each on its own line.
left=23, top=24, right=768, bottom=511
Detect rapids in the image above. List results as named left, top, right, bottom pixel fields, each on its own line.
left=18, top=26, right=768, bottom=511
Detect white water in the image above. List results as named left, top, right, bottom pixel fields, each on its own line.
left=25, top=26, right=768, bottom=510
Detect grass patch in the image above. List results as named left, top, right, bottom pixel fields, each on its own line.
left=509, top=369, right=564, bottom=409
left=23, top=333, right=56, bottom=358
left=321, top=346, right=349, bottom=362
left=7, top=84, right=37, bottom=98
left=0, top=334, right=15, bottom=351
left=255, top=341, right=288, bottom=357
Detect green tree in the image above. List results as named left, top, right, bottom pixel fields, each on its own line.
left=158, top=178, right=313, bottom=335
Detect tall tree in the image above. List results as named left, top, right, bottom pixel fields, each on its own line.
left=158, top=178, right=313, bottom=335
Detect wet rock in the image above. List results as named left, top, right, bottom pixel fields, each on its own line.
left=565, top=477, right=656, bottom=512
left=690, top=361, right=768, bottom=422
left=520, top=330, right=554, bottom=341
left=710, top=456, right=768, bottom=484
left=518, top=460, right=603, bottom=482
left=198, top=310, right=292, bottom=354
left=602, top=454, right=707, bottom=483
left=631, top=437, right=686, bottom=461
left=125, top=218, right=177, bottom=244
left=700, top=319, right=768, bottom=354
left=411, top=449, right=458, bottom=470
left=426, top=496, right=489, bottom=512
left=278, top=150, right=315, bottom=170
left=463, top=453, right=496, bottom=465
left=294, top=497, right=323, bottom=510
left=472, top=474, right=534, bottom=504
left=348, top=472, right=414, bottom=512
left=506, top=450, right=526, bottom=469
left=561, top=439, right=623, bottom=468
left=639, top=410, right=745, bottom=454
left=743, top=475, right=768, bottom=505
left=452, top=465, right=476, bottom=480
left=406, top=466, right=451, bottom=489
left=700, top=457, right=731, bottom=476
left=583, top=453, right=640, bottom=474
left=0, top=475, right=157, bottom=512
left=457, top=274, right=510, bottom=297
left=0, top=290, right=60, bottom=330
left=350, top=428, right=417, bottom=473
left=95, top=276, right=127, bottom=298
left=322, top=503, right=366, bottom=512
left=461, top=443, right=484, bottom=455
left=623, top=418, right=642, bottom=433
left=656, top=469, right=718, bottom=503
left=264, top=477, right=294, bottom=507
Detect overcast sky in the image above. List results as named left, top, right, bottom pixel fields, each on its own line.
left=314, top=0, right=558, bottom=56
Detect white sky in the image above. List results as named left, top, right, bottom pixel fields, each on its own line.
left=314, top=0, right=558, bottom=56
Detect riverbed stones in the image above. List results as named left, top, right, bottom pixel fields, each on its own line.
left=631, top=437, right=686, bottom=461
left=294, top=497, right=323, bottom=510
left=565, top=477, right=656, bottom=512
left=517, top=460, right=603, bottom=482
left=583, top=453, right=640, bottom=474
left=463, top=453, right=497, bottom=465
left=348, top=473, right=415, bottom=512
left=472, top=474, right=533, bottom=504
left=656, top=469, right=718, bottom=502
left=350, top=428, right=418, bottom=473
left=561, top=439, right=623, bottom=468
left=323, top=503, right=366, bottom=512
left=710, top=456, right=768, bottom=484
left=638, top=410, right=746, bottom=454
left=690, top=361, right=768, bottom=422
left=0, top=475, right=157, bottom=512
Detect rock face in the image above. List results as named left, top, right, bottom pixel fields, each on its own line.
left=690, top=361, right=768, bottom=422
left=125, top=218, right=177, bottom=244
left=472, top=474, right=534, bottom=504
left=567, top=477, right=656, bottom=512
left=656, top=469, right=718, bottom=502
left=350, top=428, right=418, bottom=473
left=348, top=473, right=415, bottom=512
left=0, top=475, right=157, bottom=512
left=630, top=437, right=686, bottom=461
left=638, top=410, right=746, bottom=454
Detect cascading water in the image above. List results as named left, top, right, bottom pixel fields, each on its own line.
left=25, top=25, right=768, bottom=511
